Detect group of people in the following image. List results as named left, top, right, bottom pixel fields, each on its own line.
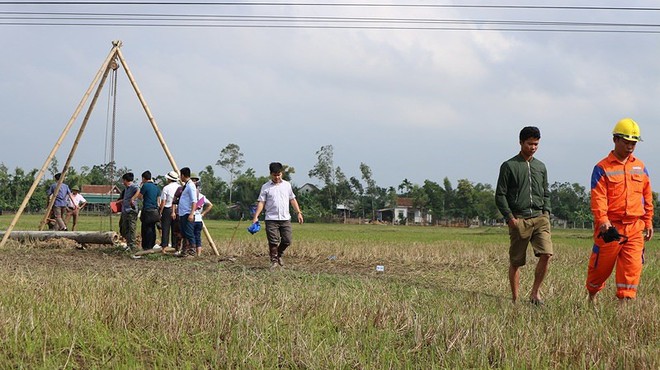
left=495, top=118, right=653, bottom=304
left=45, top=161, right=303, bottom=268
left=47, top=121, right=650, bottom=302
left=118, top=167, right=214, bottom=257
left=46, top=173, right=88, bottom=231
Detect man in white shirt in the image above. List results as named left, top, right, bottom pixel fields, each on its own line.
left=65, top=186, right=87, bottom=231
left=251, top=162, right=304, bottom=269
left=158, top=170, right=180, bottom=248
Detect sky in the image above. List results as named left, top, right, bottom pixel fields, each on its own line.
left=1, top=1, right=659, bottom=192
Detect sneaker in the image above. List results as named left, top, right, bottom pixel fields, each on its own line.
left=277, top=256, right=284, bottom=267
left=153, top=244, right=162, bottom=250
left=270, top=261, right=279, bottom=270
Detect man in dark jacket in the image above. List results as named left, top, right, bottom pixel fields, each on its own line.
left=495, top=126, right=553, bottom=305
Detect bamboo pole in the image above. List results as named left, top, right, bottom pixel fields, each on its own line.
left=115, top=48, right=219, bottom=256
left=0, top=43, right=121, bottom=248
left=39, top=55, right=116, bottom=230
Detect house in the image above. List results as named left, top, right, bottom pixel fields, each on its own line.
left=298, top=183, right=319, bottom=194
left=80, top=185, right=121, bottom=213
left=377, top=197, right=432, bottom=225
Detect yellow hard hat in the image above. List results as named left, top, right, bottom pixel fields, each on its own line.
left=612, top=118, right=642, bottom=142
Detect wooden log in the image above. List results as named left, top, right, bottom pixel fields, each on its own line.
left=0, top=231, right=119, bottom=245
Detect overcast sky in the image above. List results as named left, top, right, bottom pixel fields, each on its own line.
left=1, top=1, right=659, bottom=192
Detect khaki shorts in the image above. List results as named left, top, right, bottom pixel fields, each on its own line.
left=508, top=214, right=553, bottom=267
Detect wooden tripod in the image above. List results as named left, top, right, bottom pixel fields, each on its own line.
left=0, top=41, right=219, bottom=255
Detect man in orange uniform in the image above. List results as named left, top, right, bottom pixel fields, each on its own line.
left=587, top=118, right=653, bottom=302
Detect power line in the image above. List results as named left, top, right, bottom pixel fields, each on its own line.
left=1, top=3, right=658, bottom=33
left=0, top=22, right=658, bottom=33
left=0, top=2, right=659, bottom=12
left=1, top=11, right=659, bottom=29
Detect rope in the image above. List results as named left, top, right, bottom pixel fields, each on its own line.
left=108, top=63, right=119, bottom=232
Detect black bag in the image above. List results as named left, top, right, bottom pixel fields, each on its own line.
left=599, top=226, right=628, bottom=244
left=141, top=208, right=161, bottom=224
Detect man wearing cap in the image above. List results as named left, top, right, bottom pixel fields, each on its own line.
left=65, top=186, right=87, bottom=231
left=587, top=118, right=654, bottom=302
left=159, top=170, right=180, bottom=249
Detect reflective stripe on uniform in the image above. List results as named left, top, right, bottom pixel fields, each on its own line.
left=616, top=283, right=638, bottom=290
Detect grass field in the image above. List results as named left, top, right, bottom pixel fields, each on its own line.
left=0, top=214, right=658, bottom=368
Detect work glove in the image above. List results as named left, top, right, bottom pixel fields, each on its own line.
left=247, top=221, right=261, bottom=235
left=599, top=226, right=623, bottom=243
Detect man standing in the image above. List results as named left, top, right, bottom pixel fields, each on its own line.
left=47, top=173, right=77, bottom=231
left=177, top=167, right=198, bottom=256
left=65, top=186, right=87, bottom=231
left=587, top=118, right=653, bottom=302
left=132, top=170, right=161, bottom=251
left=158, top=170, right=180, bottom=249
left=250, top=162, right=304, bottom=269
left=119, top=172, right=139, bottom=251
left=191, top=173, right=213, bottom=256
left=495, top=126, right=553, bottom=305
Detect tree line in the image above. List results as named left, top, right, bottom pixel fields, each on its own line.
left=1, top=144, right=658, bottom=227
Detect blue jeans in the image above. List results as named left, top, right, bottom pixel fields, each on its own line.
left=179, top=215, right=195, bottom=247
left=193, top=221, right=203, bottom=247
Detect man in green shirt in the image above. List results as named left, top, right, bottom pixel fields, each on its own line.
left=495, top=126, right=553, bottom=305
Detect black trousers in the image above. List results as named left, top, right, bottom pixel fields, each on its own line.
left=160, top=206, right=176, bottom=247
left=140, top=208, right=160, bottom=250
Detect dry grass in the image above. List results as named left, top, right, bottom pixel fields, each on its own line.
left=0, top=216, right=658, bottom=368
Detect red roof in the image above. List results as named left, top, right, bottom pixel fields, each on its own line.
left=81, top=185, right=121, bottom=195
left=396, top=197, right=414, bottom=207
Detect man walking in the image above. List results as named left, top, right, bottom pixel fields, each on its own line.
left=587, top=118, right=653, bottom=302
left=495, top=126, right=553, bottom=305
left=250, top=162, right=304, bottom=269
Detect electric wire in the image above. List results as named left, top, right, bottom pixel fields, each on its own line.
left=0, top=2, right=658, bottom=33
left=0, top=2, right=659, bottom=12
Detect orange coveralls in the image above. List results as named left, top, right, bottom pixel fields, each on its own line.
left=588, top=152, right=653, bottom=299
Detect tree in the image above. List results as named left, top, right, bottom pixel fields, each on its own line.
left=473, top=183, right=498, bottom=224
left=231, top=168, right=267, bottom=219
left=409, top=184, right=430, bottom=224
left=443, top=177, right=456, bottom=218
left=335, top=166, right=355, bottom=217
left=48, top=157, right=59, bottom=177
left=423, top=180, right=445, bottom=223
left=216, top=143, right=245, bottom=204
left=309, top=145, right=337, bottom=212
left=549, top=181, right=591, bottom=227
left=360, top=162, right=378, bottom=220
left=349, top=176, right=365, bottom=218
left=455, top=179, right=477, bottom=221
left=199, top=165, right=228, bottom=218
left=398, top=178, right=413, bottom=197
